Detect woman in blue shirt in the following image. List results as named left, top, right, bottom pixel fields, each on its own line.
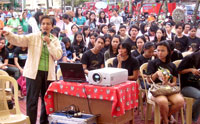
left=73, top=8, right=86, bottom=28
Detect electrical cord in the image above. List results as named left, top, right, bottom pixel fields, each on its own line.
left=83, top=83, right=101, bottom=118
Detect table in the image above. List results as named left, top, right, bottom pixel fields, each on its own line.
left=45, top=81, right=139, bottom=124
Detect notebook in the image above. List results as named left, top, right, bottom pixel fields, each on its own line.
left=59, top=62, right=87, bottom=83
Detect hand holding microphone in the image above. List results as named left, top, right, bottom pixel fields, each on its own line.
left=42, top=31, right=51, bottom=45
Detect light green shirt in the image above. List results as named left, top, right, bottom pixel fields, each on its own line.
left=38, top=34, right=53, bottom=71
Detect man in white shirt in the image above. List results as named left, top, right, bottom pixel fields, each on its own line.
left=110, top=8, right=123, bottom=32
left=61, top=14, right=73, bottom=37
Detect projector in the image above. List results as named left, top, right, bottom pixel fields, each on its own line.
left=88, top=68, right=128, bottom=86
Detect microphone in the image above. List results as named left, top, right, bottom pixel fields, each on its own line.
left=43, top=31, right=47, bottom=36
left=42, top=31, right=47, bottom=46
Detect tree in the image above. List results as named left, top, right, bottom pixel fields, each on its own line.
left=136, top=0, right=144, bottom=27
left=157, top=0, right=165, bottom=22
left=192, top=0, right=200, bottom=26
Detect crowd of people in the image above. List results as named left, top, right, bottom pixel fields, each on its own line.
left=0, top=6, right=200, bottom=124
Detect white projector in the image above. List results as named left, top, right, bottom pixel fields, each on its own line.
left=88, top=68, right=128, bottom=86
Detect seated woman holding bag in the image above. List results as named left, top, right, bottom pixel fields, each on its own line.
left=177, top=50, right=200, bottom=123
left=146, top=41, right=184, bottom=124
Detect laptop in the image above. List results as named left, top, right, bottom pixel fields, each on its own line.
left=59, top=62, right=87, bottom=83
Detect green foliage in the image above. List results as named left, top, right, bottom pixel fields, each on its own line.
left=65, top=0, right=89, bottom=7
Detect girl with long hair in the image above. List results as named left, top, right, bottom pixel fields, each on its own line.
left=147, top=41, right=184, bottom=124
left=72, top=32, right=86, bottom=61
left=104, top=35, right=121, bottom=61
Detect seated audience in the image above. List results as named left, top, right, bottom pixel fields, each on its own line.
left=137, top=42, right=155, bottom=89
left=72, top=32, right=86, bottom=62
left=146, top=41, right=184, bottom=124
left=81, top=36, right=105, bottom=74
left=131, top=36, right=146, bottom=57
left=102, top=34, right=112, bottom=53
left=113, top=42, right=139, bottom=81
left=166, top=40, right=183, bottom=62
left=118, top=25, right=128, bottom=42
left=104, top=35, right=121, bottom=61
left=87, top=33, right=98, bottom=50
left=177, top=50, right=200, bottom=123
left=62, top=37, right=76, bottom=63
left=124, top=25, right=139, bottom=50
left=188, top=25, right=200, bottom=52
left=174, top=23, right=189, bottom=52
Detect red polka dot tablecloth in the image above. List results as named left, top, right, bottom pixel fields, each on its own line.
left=44, top=80, right=139, bottom=117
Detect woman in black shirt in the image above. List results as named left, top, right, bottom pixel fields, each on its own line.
left=113, top=42, right=139, bottom=81
left=104, top=35, right=121, bottom=61
left=174, top=23, right=189, bottom=52
left=188, top=26, right=200, bottom=52
left=147, top=41, right=184, bottom=124
left=137, top=42, right=155, bottom=89
left=14, top=47, right=28, bottom=74
left=72, top=32, right=86, bottom=61
left=131, top=36, right=146, bottom=57
left=177, top=50, right=200, bottom=123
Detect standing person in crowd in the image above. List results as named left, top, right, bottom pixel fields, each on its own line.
left=118, top=25, right=128, bottom=42
left=28, top=11, right=43, bottom=33
left=85, top=12, right=97, bottom=31
left=19, top=11, right=29, bottom=33
left=104, top=35, right=121, bottom=61
left=97, top=11, right=109, bottom=26
left=81, top=36, right=105, bottom=74
left=6, top=13, right=20, bottom=33
left=1, top=15, right=62, bottom=124
left=73, top=7, right=86, bottom=28
left=82, top=26, right=90, bottom=48
left=72, top=32, right=86, bottom=62
left=147, top=41, right=184, bottom=124
left=110, top=8, right=123, bottom=32
left=131, top=36, right=146, bottom=57
left=182, top=23, right=191, bottom=37
left=188, top=25, right=200, bottom=52
left=61, top=14, right=73, bottom=37
left=113, top=42, right=139, bottom=81
left=165, top=22, right=175, bottom=41
left=153, top=28, right=166, bottom=44
left=177, top=50, right=200, bottom=124
left=124, top=25, right=139, bottom=50
left=174, top=23, right=189, bottom=52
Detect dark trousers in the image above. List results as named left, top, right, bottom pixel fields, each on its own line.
left=181, top=86, right=200, bottom=122
left=26, top=71, right=52, bottom=124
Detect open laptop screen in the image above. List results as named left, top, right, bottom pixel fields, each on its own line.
left=59, top=62, right=87, bottom=83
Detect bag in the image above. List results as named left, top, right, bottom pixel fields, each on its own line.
left=17, top=75, right=26, bottom=96
left=149, top=77, right=180, bottom=97
left=149, top=83, right=180, bottom=97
